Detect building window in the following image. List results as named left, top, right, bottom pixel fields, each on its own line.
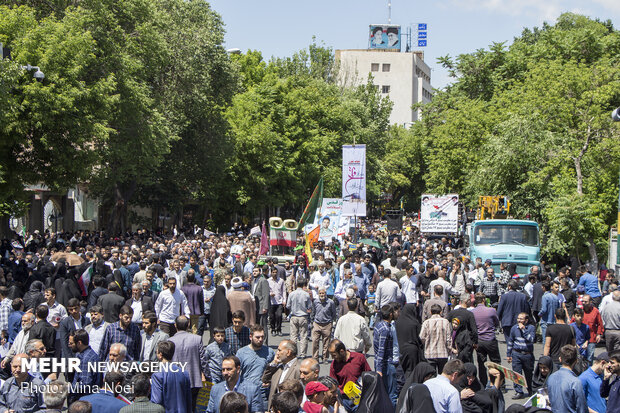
left=382, top=63, right=391, bottom=72
left=382, top=85, right=390, bottom=94
left=373, top=84, right=379, bottom=92
left=371, top=63, right=379, bottom=72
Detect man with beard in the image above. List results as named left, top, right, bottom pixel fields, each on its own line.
left=1, top=312, right=35, bottom=368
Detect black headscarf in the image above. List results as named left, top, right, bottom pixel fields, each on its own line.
left=209, top=285, right=231, bottom=337
left=397, top=383, right=436, bottom=413
left=395, top=303, right=424, bottom=376
left=357, top=372, right=394, bottom=413
left=454, top=363, right=493, bottom=413
left=532, top=356, right=554, bottom=391
left=396, top=362, right=436, bottom=413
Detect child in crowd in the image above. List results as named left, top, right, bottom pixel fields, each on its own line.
left=205, top=326, right=231, bottom=383
left=570, top=308, right=590, bottom=357
left=366, top=284, right=376, bottom=328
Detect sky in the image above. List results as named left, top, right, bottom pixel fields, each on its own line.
left=208, top=0, right=620, bottom=89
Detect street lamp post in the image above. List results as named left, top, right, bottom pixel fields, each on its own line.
left=20, top=64, right=44, bottom=81
left=49, top=212, right=63, bottom=233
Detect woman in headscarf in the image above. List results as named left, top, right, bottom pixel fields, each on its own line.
left=454, top=363, right=493, bottom=413
left=357, top=372, right=394, bottom=413
left=532, top=356, right=554, bottom=392
left=451, top=316, right=474, bottom=363
left=394, top=303, right=424, bottom=377
left=209, top=285, right=232, bottom=340
left=23, top=280, right=45, bottom=311
left=396, top=362, right=436, bottom=413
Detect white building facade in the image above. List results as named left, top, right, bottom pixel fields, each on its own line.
left=335, top=49, right=432, bottom=126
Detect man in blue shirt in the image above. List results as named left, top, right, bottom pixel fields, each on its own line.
left=579, top=352, right=608, bottom=413
left=507, top=312, right=536, bottom=398
left=207, top=355, right=265, bottom=413
left=150, top=340, right=192, bottom=413
left=547, top=344, right=588, bottom=413
left=577, top=265, right=602, bottom=307
left=80, top=371, right=128, bottom=413
left=236, top=325, right=274, bottom=385
left=539, top=281, right=559, bottom=346
left=373, top=305, right=397, bottom=407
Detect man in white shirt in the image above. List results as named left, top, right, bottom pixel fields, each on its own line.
left=423, top=359, right=465, bottom=413
left=43, top=288, right=67, bottom=328
left=428, top=270, right=457, bottom=303
left=154, top=278, right=190, bottom=336
left=84, top=305, right=107, bottom=356
left=333, top=298, right=372, bottom=353
left=309, top=262, right=331, bottom=295
left=399, top=265, right=419, bottom=305
left=375, top=269, right=402, bottom=309
left=334, top=268, right=355, bottom=304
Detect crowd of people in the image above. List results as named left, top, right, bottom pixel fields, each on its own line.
left=0, top=221, right=617, bottom=413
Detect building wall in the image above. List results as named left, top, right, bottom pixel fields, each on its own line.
left=336, top=49, right=432, bottom=127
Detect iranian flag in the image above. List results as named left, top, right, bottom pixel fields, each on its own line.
left=269, top=228, right=297, bottom=247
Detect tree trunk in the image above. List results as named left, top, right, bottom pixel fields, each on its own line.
left=587, top=237, right=599, bottom=277
left=107, top=181, right=137, bottom=235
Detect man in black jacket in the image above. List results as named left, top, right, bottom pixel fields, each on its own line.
left=97, top=283, right=125, bottom=323
left=29, top=305, right=56, bottom=357
left=87, top=277, right=108, bottom=310
left=59, top=298, right=91, bottom=358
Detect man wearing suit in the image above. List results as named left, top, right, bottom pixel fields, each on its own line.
left=151, top=341, right=192, bottom=413
left=169, top=316, right=208, bottom=411
left=97, top=282, right=126, bottom=323
left=139, top=311, right=168, bottom=362
left=261, top=339, right=301, bottom=408
left=59, top=298, right=91, bottom=358
left=497, top=280, right=532, bottom=343
left=252, top=268, right=270, bottom=345
left=88, top=277, right=108, bottom=310
left=125, top=283, right=154, bottom=329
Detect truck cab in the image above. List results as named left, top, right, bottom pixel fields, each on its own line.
left=466, top=219, right=540, bottom=276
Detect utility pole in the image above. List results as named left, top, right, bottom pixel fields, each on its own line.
left=612, top=108, right=620, bottom=272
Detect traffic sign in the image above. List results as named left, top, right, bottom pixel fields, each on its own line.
left=418, top=40, right=427, bottom=47
left=418, top=31, right=427, bottom=39
left=418, top=23, right=427, bottom=30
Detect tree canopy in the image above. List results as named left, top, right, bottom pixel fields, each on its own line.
left=413, top=13, right=620, bottom=265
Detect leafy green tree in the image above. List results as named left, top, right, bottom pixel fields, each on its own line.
left=0, top=5, right=115, bottom=220
left=417, top=12, right=620, bottom=267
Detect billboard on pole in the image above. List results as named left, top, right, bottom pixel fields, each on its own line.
left=420, top=194, right=459, bottom=233
left=342, top=145, right=366, bottom=217
left=369, top=25, right=401, bottom=51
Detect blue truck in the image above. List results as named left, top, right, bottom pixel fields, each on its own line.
left=466, top=219, right=541, bottom=276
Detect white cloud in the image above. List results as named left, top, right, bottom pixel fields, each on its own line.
left=444, top=0, right=562, bottom=20
left=443, top=0, right=619, bottom=20
left=591, top=0, right=620, bottom=13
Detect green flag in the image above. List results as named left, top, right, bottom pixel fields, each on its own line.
left=298, top=177, right=324, bottom=230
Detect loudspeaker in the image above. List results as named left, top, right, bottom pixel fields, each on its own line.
left=385, top=210, right=403, bottom=231
left=269, top=217, right=283, bottom=229
left=282, top=219, right=298, bottom=230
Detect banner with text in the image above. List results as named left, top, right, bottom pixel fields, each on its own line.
left=316, top=198, right=343, bottom=242
left=342, top=145, right=366, bottom=217
left=420, top=194, right=459, bottom=233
